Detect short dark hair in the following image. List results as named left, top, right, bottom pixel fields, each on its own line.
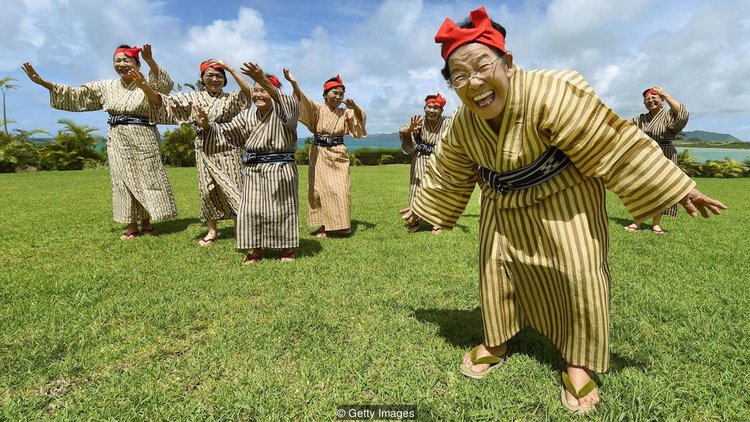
left=115, top=44, right=140, bottom=65
left=440, top=18, right=507, bottom=81
left=323, top=76, right=345, bottom=96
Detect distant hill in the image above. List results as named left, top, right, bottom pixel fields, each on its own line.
left=680, top=131, right=743, bottom=142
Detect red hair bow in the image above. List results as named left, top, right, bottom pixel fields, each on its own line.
left=267, top=75, right=281, bottom=89
left=323, top=75, right=345, bottom=92
left=200, top=59, right=223, bottom=75
left=425, top=93, right=447, bottom=108
left=114, top=46, right=142, bottom=62
left=434, top=6, right=505, bottom=60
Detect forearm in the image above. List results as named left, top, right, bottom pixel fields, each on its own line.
left=144, top=59, right=160, bottom=77
left=138, top=82, right=162, bottom=107
left=227, top=67, right=253, bottom=99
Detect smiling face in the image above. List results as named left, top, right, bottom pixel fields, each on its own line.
left=113, top=53, right=139, bottom=79
left=447, top=43, right=514, bottom=128
left=424, top=103, right=443, bottom=125
left=643, top=93, right=663, bottom=114
left=323, top=87, right=345, bottom=108
left=252, top=82, right=273, bottom=113
left=202, top=67, right=225, bottom=95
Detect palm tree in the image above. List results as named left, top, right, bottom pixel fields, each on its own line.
left=676, top=149, right=702, bottom=177
left=174, top=79, right=204, bottom=93
left=0, top=77, right=19, bottom=134
left=39, top=119, right=103, bottom=170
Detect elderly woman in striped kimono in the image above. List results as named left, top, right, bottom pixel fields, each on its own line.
left=411, top=7, right=726, bottom=414
left=134, top=59, right=252, bottom=246
left=398, top=93, right=451, bottom=234
left=624, top=86, right=689, bottom=234
left=195, top=63, right=299, bottom=264
left=22, top=44, right=177, bottom=240
left=283, top=70, right=366, bottom=238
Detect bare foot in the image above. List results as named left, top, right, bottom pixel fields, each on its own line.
left=624, top=223, right=639, bottom=232
left=461, top=343, right=507, bottom=373
left=564, top=365, right=600, bottom=410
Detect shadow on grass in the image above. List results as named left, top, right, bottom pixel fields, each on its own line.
left=297, top=238, right=323, bottom=258
left=152, top=217, right=202, bottom=235
left=413, top=307, right=647, bottom=373
left=352, top=219, right=376, bottom=234
left=608, top=216, right=636, bottom=227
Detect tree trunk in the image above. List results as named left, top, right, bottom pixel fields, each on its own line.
left=2, top=93, right=7, bottom=135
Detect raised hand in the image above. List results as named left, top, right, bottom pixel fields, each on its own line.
left=343, top=99, right=358, bottom=110
left=193, top=105, right=210, bottom=131
left=679, top=188, right=727, bottom=218
left=126, top=69, right=147, bottom=86
left=407, top=115, right=423, bottom=132
left=141, top=44, right=153, bottom=62
left=212, top=59, right=232, bottom=72
left=22, top=62, right=44, bottom=85
left=283, top=68, right=296, bottom=84
left=240, top=62, right=264, bottom=82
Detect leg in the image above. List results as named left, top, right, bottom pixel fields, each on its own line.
left=561, top=364, right=600, bottom=413
left=141, top=217, right=156, bottom=236
left=120, top=222, right=140, bottom=240
left=243, top=248, right=263, bottom=265
left=199, top=219, right=219, bottom=246
left=652, top=214, right=665, bottom=234
left=280, top=248, right=295, bottom=262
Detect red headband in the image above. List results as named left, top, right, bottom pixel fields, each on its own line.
left=267, top=75, right=281, bottom=89
left=435, top=6, right=506, bottom=60
left=643, top=88, right=659, bottom=98
left=114, top=46, right=141, bottom=62
left=200, top=59, right=223, bottom=75
left=425, top=93, right=447, bottom=108
left=323, top=75, right=345, bottom=92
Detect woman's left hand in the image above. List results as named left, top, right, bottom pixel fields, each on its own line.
left=127, top=69, right=147, bottom=86
left=343, top=99, right=358, bottom=110
left=141, top=44, right=153, bottom=62
left=679, top=188, right=727, bottom=217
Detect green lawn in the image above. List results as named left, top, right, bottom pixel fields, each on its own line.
left=1, top=166, right=748, bottom=420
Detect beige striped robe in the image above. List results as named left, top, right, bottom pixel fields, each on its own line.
left=151, top=90, right=248, bottom=221
left=206, top=93, right=300, bottom=250
left=298, top=94, right=367, bottom=231
left=413, top=67, right=695, bottom=372
left=50, top=69, right=177, bottom=224
left=631, top=104, right=689, bottom=217
left=400, top=115, right=451, bottom=207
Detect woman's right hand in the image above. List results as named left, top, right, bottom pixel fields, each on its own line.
left=193, top=105, right=210, bottom=131
left=21, top=62, right=47, bottom=87
left=407, top=115, right=423, bottom=132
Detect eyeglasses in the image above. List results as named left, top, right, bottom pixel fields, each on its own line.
left=204, top=74, right=225, bottom=80
left=448, top=56, right=502, bottom=89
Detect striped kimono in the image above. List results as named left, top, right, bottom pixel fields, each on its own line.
left=50, top=69, right=178, bottom=224
left=206, top=93, right=300, bottom=250
left=400, top=115, right=451, bottom=207
left=298, top=94, right=367, bottom=231
left=150, top=90, right=248, bottom=221
left=413, top=67, right=695, bottom=372
left=631, top=105, right=689, bottom=217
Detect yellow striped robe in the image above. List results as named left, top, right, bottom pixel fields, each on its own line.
left=400, top=115, right=451, bottom=207
left=298, top=94, right=367, bottom=231
left=151, top=90, right=248, bottom=221
left=50, top=69, right=178, bottom=224
left=207, top=93, right=300, bottom=250
left=631, top=104, right=689, bottom=217
left=413, top=67, right=695, bottom=372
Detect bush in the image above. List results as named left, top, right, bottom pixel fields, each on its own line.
left=349, top=148, right=411, bottom=166
left=162, top=125, right=196, bottom=167
left=676, top=149, right=702, bottom=177
left=0, top=131, right=41, bottom=173
left=701, top=158, right=745, bottom=178
left=295, top=137, right=313, bottom=165
left=38, top=119, right=103, bottom=171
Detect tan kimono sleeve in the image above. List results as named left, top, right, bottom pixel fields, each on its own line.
left=148, top=67, right=174, bottom=95
left=49, top=81, right=105, bottom=112
left=412, top=112, right=478, bottom=229
left=205, top=110, right=250, bottom=149
left=399, top=119, right=416, bottom=155
left=151, top=92, right=191, bottom=125
left=540, top=73, right=695, bottom=222
left=345, top=107, right=367, bottom=138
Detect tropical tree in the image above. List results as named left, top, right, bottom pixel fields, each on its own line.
left=701, top=157, right=745, bottom=178
left=161, top=124, right=196, bottom=166
left=676, top=148, right=702, bottom=177
left=743, top=158, right=750, bottom=177
left=38, top=119, right=104, bottom=170
left=0, top=77, right=19, bottom=134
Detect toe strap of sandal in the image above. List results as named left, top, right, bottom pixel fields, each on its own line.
left=562, top=371, right=597, bottom=399
left=470, top=347, right=504, bottom=365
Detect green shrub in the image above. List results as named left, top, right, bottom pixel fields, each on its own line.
left=0, top=131, right=41, bottom=173
left=701, top=157, right=745, bottom=178
left=162, top=125, right=196, bottom=167
left=676, top=149, right=702, bottom=177
left=38, top=119, right=103, bottom=171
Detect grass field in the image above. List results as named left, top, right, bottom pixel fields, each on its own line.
left=1, top=166, right=748, bottom=420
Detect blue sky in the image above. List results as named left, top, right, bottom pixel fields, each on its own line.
left=3, top=0, right=750, bottom=140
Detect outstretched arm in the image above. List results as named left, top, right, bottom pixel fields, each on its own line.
left=21, top=62, right=54, bottom=90
left=283, top=68, right=309, bottom=103
left=140, top=44, right=160, bottom=77
left=128, top=69, right=162, bottom=107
